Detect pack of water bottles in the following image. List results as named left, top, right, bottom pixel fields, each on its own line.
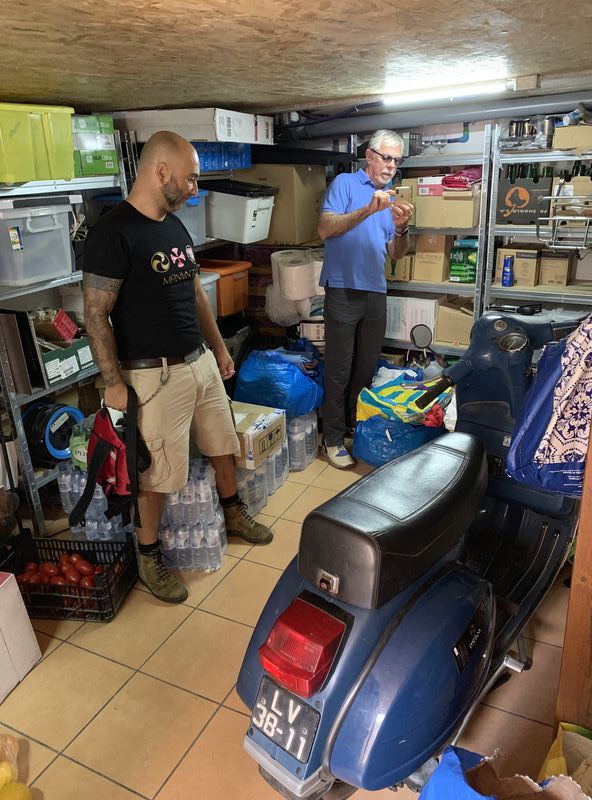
left=159, top=458, right=227, bottom=573
left=287, top=412, right=319, bottom=471
left=57, top=461, right=133, bottom=542
left=235, top=436, right=289, bottom=516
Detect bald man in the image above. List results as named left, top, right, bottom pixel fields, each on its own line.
left=83, top=131, right=272, bottom=604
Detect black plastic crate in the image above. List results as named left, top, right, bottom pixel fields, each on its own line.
left=7, top=532, right=138, bottom=623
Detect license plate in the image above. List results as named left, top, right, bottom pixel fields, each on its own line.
left=251, top=676, right=320, bottom=763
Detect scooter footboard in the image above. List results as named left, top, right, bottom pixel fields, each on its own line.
left=329, top=565, right=494, bottom=791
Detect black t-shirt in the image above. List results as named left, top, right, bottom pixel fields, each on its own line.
left=83, top=201, right=203, bottom=360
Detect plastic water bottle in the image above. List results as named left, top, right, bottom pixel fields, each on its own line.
left=160, top=526, right=177, bottom=568
left=305, top=420, right=316, bottom=464
left=195, top=476, right=214, bottom=523
left=282, top=440, right=289, bottom=479
left=181, top=487, right=199, bottom=525
left=288, top=418, right=307, bottom=471
left=204, top=522, right=222, bottom=572
left=175, top=524, right=192, bottom=570
left=266, top=455, right=276, bottom=496
left=190, top=524, right=207, bottom=570
left=57, top=465, right=73, bottom=513
left=88, top=484, right=108, bottom=519
left=214, top=508, right=228, bottom=553
left=255, top=464, right=268, bottom=514
left=85, top=518, right=100, bottom=541
left=98, top=519, right=114, bottom=541
left=166, top=491, right=184, bottom=527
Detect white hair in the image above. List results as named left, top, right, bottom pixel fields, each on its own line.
left=368, top=129, right=404, bottom=152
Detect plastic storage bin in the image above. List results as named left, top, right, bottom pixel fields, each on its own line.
left=173, top=190, right=208, bottom=245
left=200, top=271, right=220, bottom=317
left=199, top=180, right=277, bottom=244
left=0, top=204, right=73, bottom=286
left=0, top=102, right=75, bottom=183
left=198, top=259, right=253, bottom=317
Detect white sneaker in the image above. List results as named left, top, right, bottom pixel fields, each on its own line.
left=324, top=443, right=355, bottom=469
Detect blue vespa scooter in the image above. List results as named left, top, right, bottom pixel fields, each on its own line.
left=237, top=310, right=580, bottom=800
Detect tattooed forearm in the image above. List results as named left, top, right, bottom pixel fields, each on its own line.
left=83, top=279, right=124, bottom=389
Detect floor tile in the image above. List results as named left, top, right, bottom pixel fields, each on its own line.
left=459, top=704, right=554, bottom=779
left=523, top=585, right=569, bottom=648
left=0, top=644, right=132, bottom=750
left=223, top=685, right=250, bottom=716
left=156, top=707, right=281, bottom=800
left=199, top=560, right=281, bottom=626
left=281, top=486, right=336, bottom=524
left=31, top=617, right=84, bottom=641
left=262, top=481, right=306, bottom=518
left=0, top=723, right=56, bottom=785
left=65, top=672, right=216, bottom=798
left=32, top=755, right=141, bottom=800
left=356, top=786, right=418, bottom=799
left=244, top=518, right=301, bottom=570
left=483, top=639, right=561, bottom=726
left=135, top=554, right=240, bottom=608
left=68, top=588, right=192, bottom=669
left=34, top=630, right=61, bottom=659
left=312, top=464, right=366, bottom=492
left=287, top=458, right=328, bottom=485
left=142, top=610, right=252, bottom=702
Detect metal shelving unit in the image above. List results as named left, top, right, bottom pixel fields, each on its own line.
left=0, top=147, right=128, bottom=537
left=483, top=125, right=592, bottom=312
left=384, top=337, right=466, bottom=357
left=386, top=125, right=493, bottom=352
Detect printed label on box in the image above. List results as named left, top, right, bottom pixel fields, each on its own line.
left=61, top=355, right=79, bottom=378
left=78, top=345, right=93, bottom=365
left=8, top=226, right=23, bottom=251
left=45, top=359, right=62, bottom=382
left=50, top=411, right=69, bottom=434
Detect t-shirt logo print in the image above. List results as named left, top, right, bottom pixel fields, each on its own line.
left=170, top=247, right=187, bottom=268
left=186, top=245, right=196, bottom=264
left=151, top=251, right=170, bottom=273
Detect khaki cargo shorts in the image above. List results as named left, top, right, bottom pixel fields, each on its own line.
left=121, top=349, right=239, bottom=494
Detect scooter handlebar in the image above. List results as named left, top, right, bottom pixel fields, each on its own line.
left=415, top=375, right=455, bottom=410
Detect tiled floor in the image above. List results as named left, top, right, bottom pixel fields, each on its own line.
left=1, top=455, right=570, bottom=799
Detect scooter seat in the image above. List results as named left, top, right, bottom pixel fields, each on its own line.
left=298, top=431, right=488, bottom=609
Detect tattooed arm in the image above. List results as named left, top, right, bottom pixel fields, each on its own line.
left=83, top=273, right=128, bottom=410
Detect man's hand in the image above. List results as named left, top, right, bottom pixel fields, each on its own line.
left=366, top=190, right=394, bottom=216
left=214, top=345, right=235, bottom=381
left=386, top=191, right=413, bottom=229
left=104, top=381, right=129, bottom=411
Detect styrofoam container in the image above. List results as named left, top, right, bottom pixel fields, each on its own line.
left=199, top=180, right=277, bottom=244
left=200, top=271, right=220, bottom=318
left=173, top=190, right=208, bottom=246
left=0, top=204, right=73, bottom=286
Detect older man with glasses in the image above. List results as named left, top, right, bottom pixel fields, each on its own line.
left=317, top=129, right=413, bottom=469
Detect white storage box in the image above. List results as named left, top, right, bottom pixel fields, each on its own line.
left=200, top=180, right=277, bottom=245
left=173, top=190, right=208, bottom=246
left=200, top=271, right=219, bottom=318
left=111, top=107, right=274, bottom=145
left=0, top=204, right=73, bottom=286
left=0, top=571, right=42, bottom=702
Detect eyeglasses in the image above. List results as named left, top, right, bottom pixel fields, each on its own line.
left=370, top=148, right=403, bottom=167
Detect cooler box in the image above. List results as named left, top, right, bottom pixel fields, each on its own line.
left=198, top=259, right=253, bottom=317
left=199, top=180, right=277, bottom=244
left=0, top=204, right=74, bottom=286
left=0, top=102, right=75, bottom=183
left=173, top=190, right=208, bottom=245
left=200, top=271, right=220, bottom=318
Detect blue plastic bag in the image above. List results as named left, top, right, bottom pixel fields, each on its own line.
left=235, top=350, right=323, bottom=420
left=352, top=415, right=445, bottom=467
left=419, top=747, right=490, bottom=800
left=506, top=324, right=592, bottom=498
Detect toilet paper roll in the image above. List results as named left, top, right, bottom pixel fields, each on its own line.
left=272, top=250, right=316, bottom=301
left=271, top=250, right=305, bottom=292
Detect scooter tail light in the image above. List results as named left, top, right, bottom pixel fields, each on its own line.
left=258, top=597, right=346, bottom=698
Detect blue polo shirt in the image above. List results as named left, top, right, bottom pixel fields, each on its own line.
left=320, top=169, right=395, bottom=293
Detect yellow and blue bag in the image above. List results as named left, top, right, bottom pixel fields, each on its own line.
left=357, top=375, right=453, bottom=425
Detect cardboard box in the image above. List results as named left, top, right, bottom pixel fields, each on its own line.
left=385, top=296, right=407, bottom=339
left=415, top=234, right=452, bottom=254
left=551, top=176, right=592, bottom=227
left=79, top=150, right=119, bottom=176
left=39, top=335, right=95, bottom=386
left=494, top=246, right=541, bottom=286
left=539, top=250, right=578, bottom=286
left=449, top=246, right=478, bottom=283
left=390, top=254, right=414, bottom=282
left=416, top=190, right=480, bottom=229
left=111, top=107, right=274, bottom=145
left=436, top=299, right=474, bottom=346
left=240, top=164, right=326, bottom=245
left=72, top=114, right=100, bottom=133
left=496, top=177, right=553, bottom=224
left=299, top=320, right=325, bottom=341
left=0, top=572, right=42, bottom=702
left=553, top=125, right=592, bottom=154
left=413, top=252, right=449, bottom=282
left=405, top=297, right=440, bottom=337
left=32, top=309, right=77, bottom=342
left=417, top=176, right=445, bottom=196
left=232, top=401, right=286, bottom=469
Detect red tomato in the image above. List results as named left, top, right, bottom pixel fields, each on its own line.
left=40, top=562, right=59, bottom=577
left=80, top=575, right=96, bottom=589
left=26, top=573, right=43, bottom=585
left=24, top=562, right=38, bottom=573
left=70, top=553, right=83, bottom=564
left=62, top=567, right=81, bottom=585
left=94, top=565, right=104, bottom=575
left=59, top=554, right=71, bottom=569
left=76, top=560, right=94, bottom=577
left=38, top=573, right=51, bottom=585
left=50, top=575, right=68, bottom=586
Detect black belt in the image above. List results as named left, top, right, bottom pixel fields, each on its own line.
left=121, top=343, right=207, bottom=370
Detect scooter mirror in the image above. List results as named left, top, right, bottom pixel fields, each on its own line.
left=410, top=324, right=433, bottom=350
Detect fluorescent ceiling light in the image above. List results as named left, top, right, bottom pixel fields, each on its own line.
left=383, top=79, right=516, bottom=107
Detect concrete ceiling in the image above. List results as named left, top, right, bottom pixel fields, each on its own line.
left=2, top=0, right=592, bottom=115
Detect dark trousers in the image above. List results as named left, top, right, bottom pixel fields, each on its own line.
left=322, top=287, right=387, bottom=446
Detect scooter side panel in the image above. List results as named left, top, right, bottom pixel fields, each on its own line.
left=330, top=567, right=494, bottom=791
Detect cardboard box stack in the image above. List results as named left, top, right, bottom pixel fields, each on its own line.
left=412, top=234, right=452, bottom=282
left=415, top=175, right=480, bottom=229
left=73, top=114, right=119, bottom=176
left=436, top=298, right=474, bottom=346
left=494, top=246, right=541, bottom=286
